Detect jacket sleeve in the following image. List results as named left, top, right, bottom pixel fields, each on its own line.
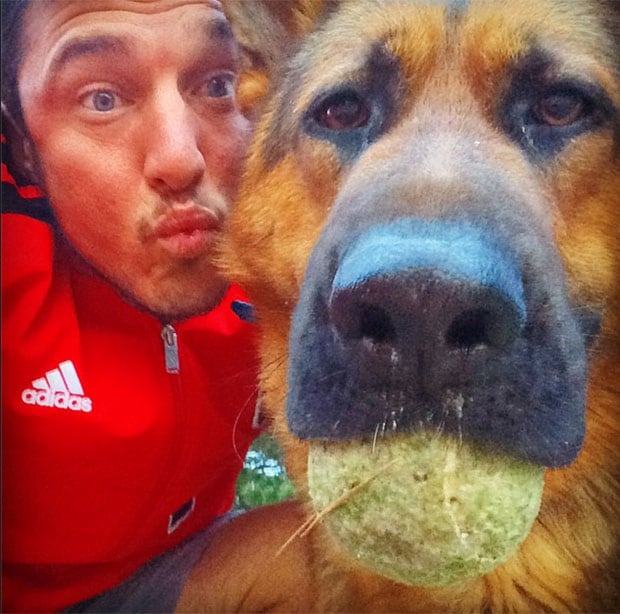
left=2, top=134, right=86, bottom=566
left=1, top=133, right=58, bottom=341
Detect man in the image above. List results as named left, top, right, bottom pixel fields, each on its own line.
left=1, top=1, right=261, bottom=611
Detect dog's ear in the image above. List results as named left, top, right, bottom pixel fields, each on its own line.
left=223, top=0, right=333, bottom=72
left=223, top=0, right=337, bottom=115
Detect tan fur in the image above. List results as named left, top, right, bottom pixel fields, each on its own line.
left=178, top=1, right=620, bottom=611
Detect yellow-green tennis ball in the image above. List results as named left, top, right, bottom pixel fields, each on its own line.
left=308, top=433, right=544, bottom=587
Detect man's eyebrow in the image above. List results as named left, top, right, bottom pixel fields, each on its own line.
left=48, top=35, right=130, bottom=76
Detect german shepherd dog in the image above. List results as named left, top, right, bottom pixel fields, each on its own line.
left=178, top=1, right=620, bottom=611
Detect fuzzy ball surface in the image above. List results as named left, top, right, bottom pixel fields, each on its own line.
left=308, top=433, right=544, bottom=587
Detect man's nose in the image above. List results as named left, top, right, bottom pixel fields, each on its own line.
left=143, top=88, right=206, bottom=194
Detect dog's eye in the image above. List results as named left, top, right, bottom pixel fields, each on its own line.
left=501, top=76, right=613, bottom=158
left=534, top=92, right=588, bottom=127
left=313, top=91, right=370, bottom=131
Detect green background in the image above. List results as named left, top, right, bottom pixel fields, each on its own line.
left=235, top=433, right=295, bottom=510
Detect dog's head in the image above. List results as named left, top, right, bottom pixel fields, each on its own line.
left=221, top=0, right=620, bottom=589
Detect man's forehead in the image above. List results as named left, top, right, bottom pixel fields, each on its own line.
left=129, top=0, right=220, bottom=6
left=44, top=0, right=222, bottom=12
left=18, top=0, right=234, bottom=90
left=22, top=0, right=226, bottom=37
left=112, top=0, right=223, bottom=10
left=21, top=0, right=230, bottom=54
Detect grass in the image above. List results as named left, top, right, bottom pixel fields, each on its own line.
left=235, top=433, right=295, bottom=510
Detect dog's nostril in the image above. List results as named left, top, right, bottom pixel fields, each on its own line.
left=357, top=304, right=396, bottom=344
left=446, top=308, right=493, bottom=350
left=446, top=302, right=522, bottom=351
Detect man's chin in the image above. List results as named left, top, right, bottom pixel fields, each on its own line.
left=63, top=234, right=230, bottom=321
left=152, top=287, right=230, bottom=322
left=120, top=277, right=230, bottom=322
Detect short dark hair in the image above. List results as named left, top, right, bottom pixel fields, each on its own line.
left=1, top=0, right=31, bottom=133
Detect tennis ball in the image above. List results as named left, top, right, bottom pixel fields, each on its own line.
left=307, top=433, right=544, bottom=587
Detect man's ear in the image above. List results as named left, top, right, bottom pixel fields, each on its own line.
left=222, top=0, right=337, bottom=115
left=2, top=101, right=44, bottom=187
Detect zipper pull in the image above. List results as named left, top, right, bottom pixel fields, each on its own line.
left=162, top=324, right=180, bottom=374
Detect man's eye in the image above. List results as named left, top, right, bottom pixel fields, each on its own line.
left=199, top=73, right=236, bottom=99
left=81, top=89, right=119, bottom=112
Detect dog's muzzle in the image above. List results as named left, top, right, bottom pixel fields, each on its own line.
left=286, top=218, right=591, bottom=468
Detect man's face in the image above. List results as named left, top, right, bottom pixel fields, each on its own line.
left=18, top=0, right=251, bottom=319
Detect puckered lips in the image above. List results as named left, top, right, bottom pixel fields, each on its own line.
left=153, top=205, right=221, bottom=259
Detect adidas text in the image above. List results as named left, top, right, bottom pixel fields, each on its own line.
left=21, top=388, right=93, bottom=412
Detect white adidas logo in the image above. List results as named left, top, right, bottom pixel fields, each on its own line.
left=21, top=360, right=93, bottom=412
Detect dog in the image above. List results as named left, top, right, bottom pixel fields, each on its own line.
left=177, top=1, right=620, bottom=611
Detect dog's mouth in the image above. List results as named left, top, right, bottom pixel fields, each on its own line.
left=279, top=216, right=596, bottom=588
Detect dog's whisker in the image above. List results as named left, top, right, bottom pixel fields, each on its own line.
left=372, top=422, right=381, bottom=454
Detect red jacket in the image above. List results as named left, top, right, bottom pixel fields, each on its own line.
left=1, top=138, right=260, bottom=612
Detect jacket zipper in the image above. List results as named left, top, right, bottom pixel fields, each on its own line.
left=161, top=324, right=180, bottom=374
left=160, top=323, right=196, bottom=534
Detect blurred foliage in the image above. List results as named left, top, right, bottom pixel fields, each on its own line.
left=235, top=433, right=296, bottom=510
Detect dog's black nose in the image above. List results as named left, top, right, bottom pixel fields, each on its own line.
left=328, top=220, right=526, bottom=391
left=330, top=273, right=522, bottom=350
